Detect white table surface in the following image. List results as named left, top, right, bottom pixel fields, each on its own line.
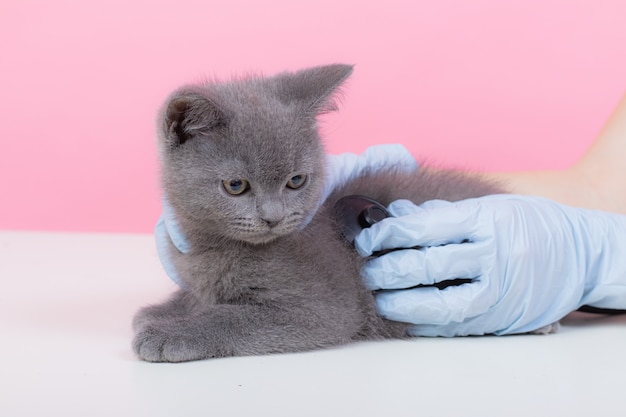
left=1, top=231, right=625, bottom=416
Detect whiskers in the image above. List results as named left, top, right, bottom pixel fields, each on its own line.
left=226, top=212, right=308, bottom=244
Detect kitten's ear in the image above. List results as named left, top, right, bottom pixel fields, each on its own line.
left=161, top=91, right=227, bottom=147
left=274, top=64, right=354, bottom=114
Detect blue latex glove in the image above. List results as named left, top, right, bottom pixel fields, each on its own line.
left=355, top=195, right=626, bottom=336
left=154, top=197, right=190, bottom=288
left=155, top=144, right=418, bottom=287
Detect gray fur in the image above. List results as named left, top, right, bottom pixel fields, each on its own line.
left=132, top=64, right=505, bottom=362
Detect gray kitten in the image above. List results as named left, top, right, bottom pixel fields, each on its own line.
left=132, top=64, right=504, bottom=362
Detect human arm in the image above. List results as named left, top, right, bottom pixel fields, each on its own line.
left=484, top=93, right=626, bottom=214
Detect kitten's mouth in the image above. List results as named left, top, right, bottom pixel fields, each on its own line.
left=229, top=214, right=304, bottom=245
left=239, top=224, right=297, bottom=245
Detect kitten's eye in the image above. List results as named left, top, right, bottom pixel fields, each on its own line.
left=223, top=179, right=249, bottom=195
left=286, top=174, right=307, bottom=189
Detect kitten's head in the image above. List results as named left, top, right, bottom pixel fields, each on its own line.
left=158, top=64, right=353, bottom=245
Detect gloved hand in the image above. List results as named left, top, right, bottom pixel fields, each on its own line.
left=355, top=195, right=626, bottom=336
left=154, top=197, right=190, bottom=288
left=155, top=144, right=418, bottom=287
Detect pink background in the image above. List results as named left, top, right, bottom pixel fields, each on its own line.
left=2, top=0, right=625, bottom=233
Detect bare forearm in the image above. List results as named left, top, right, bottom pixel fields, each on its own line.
left=484, top=93, right=626, bottom=214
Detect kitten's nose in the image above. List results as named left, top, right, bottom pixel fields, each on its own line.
left=262, top=217, right=281, bottom=227
left=259, top=200, right=285, bottom=227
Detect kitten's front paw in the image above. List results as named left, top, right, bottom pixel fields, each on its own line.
left=132, top=325, right=218, bottom=363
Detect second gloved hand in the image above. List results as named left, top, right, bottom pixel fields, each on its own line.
left=355, top=195, right=626, bottom=336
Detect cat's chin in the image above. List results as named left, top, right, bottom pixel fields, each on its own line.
left=238, top=234, right=282, bottom=245
left=243, top=236, right=280, bottom=245
left=236, top=228, right=294, bottom=245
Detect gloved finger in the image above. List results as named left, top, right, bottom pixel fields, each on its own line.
left=361, top=243, right=487, bottom=290
left=406, top=309, right=513, bottom=337
left=406, top=320, right=494, bottom=337
left=386, top=199, right=452, bottom=217
left=154, top=216, right=187, bottom=289
left=162, top=197, right=190, bottom=253
left=354, top=201, right=483, bottom=256
left=373, top=278, right=496, bottom=325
